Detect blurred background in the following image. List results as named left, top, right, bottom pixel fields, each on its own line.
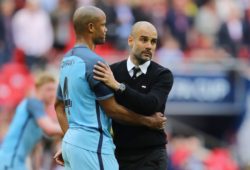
left=0, top=0, right=250, bottom=169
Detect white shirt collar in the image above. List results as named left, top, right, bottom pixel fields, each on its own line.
left=127, top=56, right=151, bottom=74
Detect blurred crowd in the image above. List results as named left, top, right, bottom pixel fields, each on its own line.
left=1, top=0, right=250, bottom=169
left=1, top=0, right=250, bottom=69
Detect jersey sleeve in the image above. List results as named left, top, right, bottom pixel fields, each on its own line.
left=27, top=98, right=46, bottom=119
left=56, top=84, right=63, bottom=100
left=86, top=57, right=114, bottom=101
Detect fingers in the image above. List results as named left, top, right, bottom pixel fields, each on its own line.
left=93, top=69, right=108, bottom=82
left=94, top=64, right=111, bottom=79
left=163, top=121, right=166, bottom=127
left=159, top=116, right=167, bottom=130
left=93, top=75, right=104, bottom=81
left=93, top=63, right=113, bottom=82
left=156, top=112, right=164, bottom=117
left=93, top=69, right=105, bottom=77
left=53, top=153, right=65, bottom=166
left=53, top=151, right=60, bottom=159
left=55, top=158, right=65, bottom=166
left=94, top=64, right=106, bottom=72
left=97, top=61, right=108, bottom=69
left=104, top=63, right=112, bottom=71
left=95, top=62, right=113, bottom=74
left=159, top=122, right=166, bottom=130
left=155, top=112, right=166, bottom=122
left=96, top=61, right=110, bottom=72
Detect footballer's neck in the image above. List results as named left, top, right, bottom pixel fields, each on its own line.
left=76, top=37, right=95, bottom=50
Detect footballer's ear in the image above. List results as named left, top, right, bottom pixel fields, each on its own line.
left=128, top=35, right=134, bottom=47
left=88, top=22, right=95, bottom=33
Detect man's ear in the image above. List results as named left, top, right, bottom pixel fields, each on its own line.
left=128, top=35, right=133, bottom=47
left=88, top=23, right=95, bottom=33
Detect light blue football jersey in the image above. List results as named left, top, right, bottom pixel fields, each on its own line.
left=0, top=98, right=45, bottom=169
left=57, top=45, right=115, bottom=155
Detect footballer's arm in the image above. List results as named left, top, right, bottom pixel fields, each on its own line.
left=98, top=96, right=166, bottom=130
left=55, top=99, right=69, bottom=134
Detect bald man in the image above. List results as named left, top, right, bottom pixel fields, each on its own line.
left=55, top=7, right=167, bottom=170
left=94, top=21, right=174, bottom=170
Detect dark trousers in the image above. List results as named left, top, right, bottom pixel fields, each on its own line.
left=116, top=147, right=167, bottom=170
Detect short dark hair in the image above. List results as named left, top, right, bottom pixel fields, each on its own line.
left=73, top=6, right=104, bottom=38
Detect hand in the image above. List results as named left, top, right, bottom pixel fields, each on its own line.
left=53, top=149, right=64, bottom=166
left=93, top=61, right=120, bottom=90
left=147, top=112, right=167, bottom=130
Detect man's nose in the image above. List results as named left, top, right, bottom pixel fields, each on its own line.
left=145, top=42, right=152, bottom=50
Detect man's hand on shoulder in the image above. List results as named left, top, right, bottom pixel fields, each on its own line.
left=93, top=61, right=120, bottom=91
